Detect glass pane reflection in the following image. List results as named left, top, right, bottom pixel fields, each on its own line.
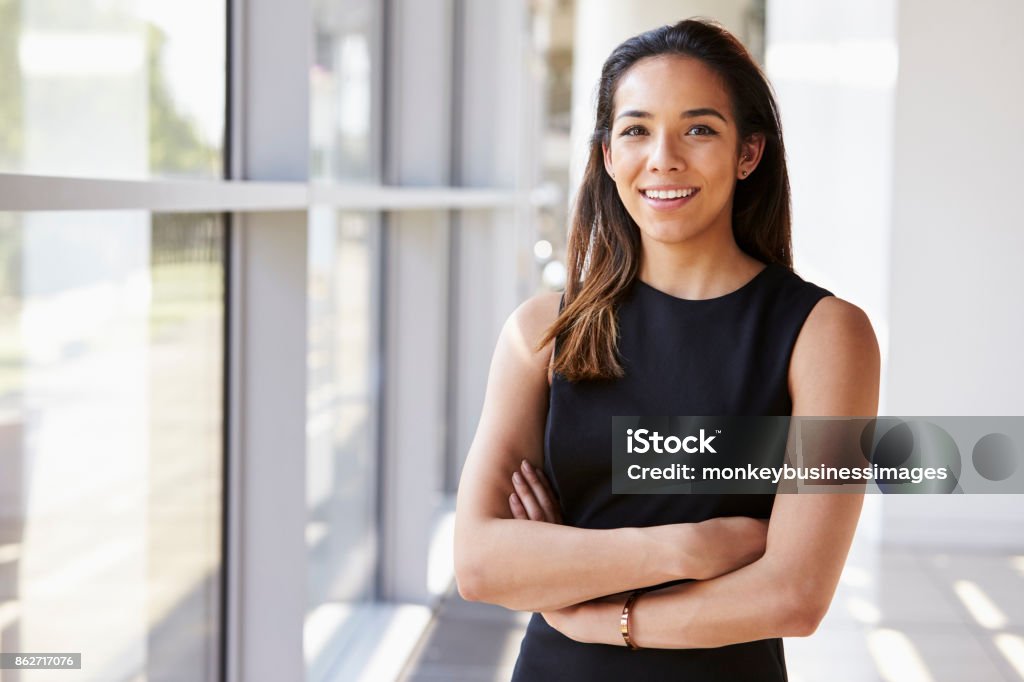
left=0, top=211, right=224, bottom=681
left=311, top=0, right=380, bottom=181
left=305, top=210, right=379, bottom=676
left=0, top=1, right=225, bottom=179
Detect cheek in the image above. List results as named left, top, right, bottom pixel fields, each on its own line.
left=691, top=145, right=732, bottom=171
left=611, top=142, right=646, bottom=171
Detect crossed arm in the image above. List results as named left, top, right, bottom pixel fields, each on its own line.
left=510, top=465, right=864, bottom=647
left=453, top=292, right=880, bottom=648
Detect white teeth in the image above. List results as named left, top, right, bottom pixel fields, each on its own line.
left=644, top=188, right=696, bottom=199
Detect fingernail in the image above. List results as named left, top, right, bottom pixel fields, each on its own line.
left=512, top=472, right=521, bottom=484
left=521, top=460, right=531, bottom=472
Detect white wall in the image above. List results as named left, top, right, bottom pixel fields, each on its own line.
left=888, top=0, right=1024, bottom=417
left=881, top=0, right=1024, bottom=547
left=769, top=0, right=1024, bottom=548
left=766, top=0, right=896, bottom=404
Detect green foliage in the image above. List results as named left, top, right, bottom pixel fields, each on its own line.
left=0, top=8, right=220, bottom=176
left=147, top=23, right=221, bottom=177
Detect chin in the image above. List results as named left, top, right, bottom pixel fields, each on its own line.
left=640, top=222, right=706, bottom=245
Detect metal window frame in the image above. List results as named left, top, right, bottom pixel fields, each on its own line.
left=0, top=0, right=549, bottom=680
left=0, top=173, right=546, bottom=212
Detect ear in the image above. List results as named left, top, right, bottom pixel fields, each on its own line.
left=602, top=142, right=614, bottom=179
left=738, top=132, right=766, bottom=179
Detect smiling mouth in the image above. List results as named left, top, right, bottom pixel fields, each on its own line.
left=639, top=188, right=700, bottom=209
left=641, top=187, right=699, bottom=200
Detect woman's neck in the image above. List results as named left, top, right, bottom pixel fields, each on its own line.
left=637, top=236, right=763, bottom=301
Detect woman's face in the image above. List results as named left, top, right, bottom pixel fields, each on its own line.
left=602, top=55, right=763, bottom=248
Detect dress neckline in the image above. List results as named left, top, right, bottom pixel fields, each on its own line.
left=634, top=262, right=776, bottom=305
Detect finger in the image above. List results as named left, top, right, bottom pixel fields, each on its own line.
left=509, top=493, right=528, bottom=520
left=522, top=459, right=561, bottom=512
left=535, top=468, right=563, bottom=523
left=516, top=467, right=556, bottom=523
left=512, top=471, right=545, bottom=521
left=521, top=461, right=562, bottom=523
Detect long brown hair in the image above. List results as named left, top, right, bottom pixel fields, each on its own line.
left=538, top=18, right=793, bottom=382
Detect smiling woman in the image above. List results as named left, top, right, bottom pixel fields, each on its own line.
left=532, top=19, right=797, bottom=383
left=453, top=17, right=880, bottom=682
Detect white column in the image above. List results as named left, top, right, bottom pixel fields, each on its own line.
left=379, top=0, right=454, bottom=604
left=226, top=0, right=311, bottom=679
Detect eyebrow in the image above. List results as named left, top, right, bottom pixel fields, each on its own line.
left=614, top=107, right=728, bottom=123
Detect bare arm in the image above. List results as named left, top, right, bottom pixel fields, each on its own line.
left=453, top=293, right=769, bottom=612
left=542, top=297, right=881, bottom=646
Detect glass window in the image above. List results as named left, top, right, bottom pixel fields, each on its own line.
left=311, top=0, right=381, bottom=182
left=0, top=211, right=225, bottom=681
left=305, top=209, right=380, bottom=677
left=531, top=0, right=574, bottom=293
left=0, top=1, right=225, bottom=179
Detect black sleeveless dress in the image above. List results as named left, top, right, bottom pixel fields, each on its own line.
left=510, top=262, right=834, bottom=681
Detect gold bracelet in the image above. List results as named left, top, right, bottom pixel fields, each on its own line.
left=620, top=589, right=645, bottom=650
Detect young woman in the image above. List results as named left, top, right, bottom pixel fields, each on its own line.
left=454, top=18, right=880, bottom=681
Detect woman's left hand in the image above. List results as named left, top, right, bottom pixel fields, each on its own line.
left=508, top=459, right=562, bottom=524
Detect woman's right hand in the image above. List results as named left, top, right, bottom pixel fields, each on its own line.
left=686, top=516, right=769, bottom=580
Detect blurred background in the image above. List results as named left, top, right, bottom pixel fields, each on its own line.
left=0, top=0, right=1022, bottom=680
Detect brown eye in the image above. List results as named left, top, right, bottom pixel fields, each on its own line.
left=687, top=125, right=717, bottom=136
left=620, top=125, right=646, bottom=137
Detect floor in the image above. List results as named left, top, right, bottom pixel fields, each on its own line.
left=397, top=546, right=1024, bottom=682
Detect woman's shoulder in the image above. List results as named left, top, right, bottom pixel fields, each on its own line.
left=800, top=295, right=874, bottom=338
left=507, top=290, right=563, bottom=353
left=788, top=294, right=880, bottom=408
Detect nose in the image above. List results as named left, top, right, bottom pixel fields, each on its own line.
left=647, top=131, right=686, bottom=173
